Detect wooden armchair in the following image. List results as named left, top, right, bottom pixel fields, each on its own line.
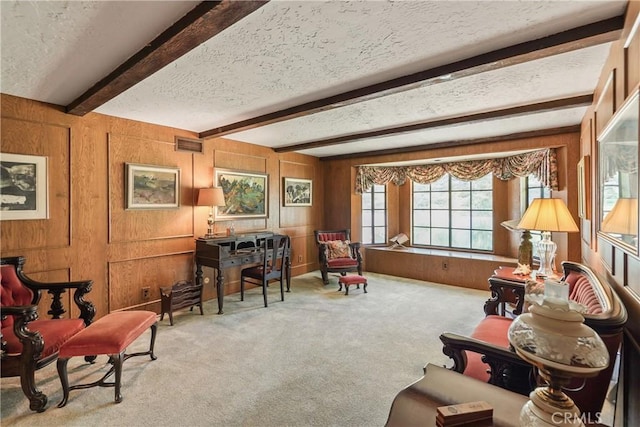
left=438, top=261, right=627, bottom=419
left=1, top=256, right=95, bottom=412
left=314, top=229, right=363, bottom=285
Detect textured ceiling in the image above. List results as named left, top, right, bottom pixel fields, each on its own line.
left=0, top=0, right=629, bottom=160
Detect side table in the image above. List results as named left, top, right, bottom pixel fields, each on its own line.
left=483, top=266, right=542, bottom=317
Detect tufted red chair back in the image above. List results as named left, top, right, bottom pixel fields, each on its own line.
left=1, top=263, right=34, bottom=330
left=316, top=230, right=350, bottom=243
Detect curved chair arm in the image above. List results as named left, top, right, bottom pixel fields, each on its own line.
left=9, top=257, right=96, bottom=326
left=439, top=332, right=534, bottom=395
left=0, top=305, right=43, bottom=361
left=318, top=242, right=329, bottom=265
left=348, top=241, right=363, bottom=262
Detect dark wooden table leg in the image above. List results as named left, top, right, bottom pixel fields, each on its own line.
left=216, top=268, right=224, bottom=314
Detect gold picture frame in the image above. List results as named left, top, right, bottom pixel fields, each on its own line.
left=577, top=155, right=590, bottom=220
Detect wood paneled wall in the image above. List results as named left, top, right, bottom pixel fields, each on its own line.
left=0, top=95, right=323, bottom=319
left=579, top=2, right=640, bottom=425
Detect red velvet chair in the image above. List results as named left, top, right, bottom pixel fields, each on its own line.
left=438, top=261, right=627, bottom=419
left=1, top=256, right=95, bottom=412
left=314, top=229, right=363, bottom=285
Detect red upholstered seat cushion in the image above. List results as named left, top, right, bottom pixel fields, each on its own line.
left=464, top=315, right=513, bottom=382
left=327, top=258, right=359, bottom=268
left=1, top=318, right=85, bottom=357
left=338, top=275, right=367, bottom=285
left=60, top=311, right=157, bottom=357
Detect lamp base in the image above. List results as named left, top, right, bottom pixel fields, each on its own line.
left=536, top=231, right=557, bottom=278
left=520, top=388, right=584, bottom=426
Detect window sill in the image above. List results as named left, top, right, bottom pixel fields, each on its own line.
left=366, top=246, right=516, bottom=263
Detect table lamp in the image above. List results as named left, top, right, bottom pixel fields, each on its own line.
left=517, top=199, right=579, bottom=278
left=508, top=282, right=609, bottom=426
left=196, top=187, right=225, bottom=238
left=601, top=197, right=638, bottom=244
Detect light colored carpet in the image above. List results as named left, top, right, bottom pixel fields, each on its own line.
left=1, top=271, right=489, bottom=427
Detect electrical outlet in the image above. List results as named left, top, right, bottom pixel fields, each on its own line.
left=142, top=287, right=150, bottom=300
left=298, top=255, right=303, bottom=263
left=442, top=261, right=448, bottom=271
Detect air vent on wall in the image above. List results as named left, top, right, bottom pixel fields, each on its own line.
left=175, top=136, right=203, bottom=154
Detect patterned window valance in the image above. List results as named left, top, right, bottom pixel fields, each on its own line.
left=355, top=148, right=558, bottom=194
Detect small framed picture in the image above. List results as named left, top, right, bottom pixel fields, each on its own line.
left=126, top=163, right=180, bottom=209
left=0, top=152, right=49, bottom=220
left=283, top=177, right=312, bottom=206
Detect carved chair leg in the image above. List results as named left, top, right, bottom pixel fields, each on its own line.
left=57, top=358, right=70, bottom=408
left=20, top=363, right=47, bottom=412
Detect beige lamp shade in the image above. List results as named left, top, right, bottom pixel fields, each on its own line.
left=197, top=187, right=226, bottom=207
left=517, top=198, right=579, bottom=232
left=601, top=198, right=638, bottom=236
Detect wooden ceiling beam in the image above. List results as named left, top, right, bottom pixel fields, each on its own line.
left=199, top=15, right=623, bottom=139
left=319, top=125, right=581, bottom=162
left=273, top=94, right=593, bottom=153
left=66, top=1, right=268, bottom=116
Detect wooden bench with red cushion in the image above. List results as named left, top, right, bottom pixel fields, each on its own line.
left=56, top=310, right=158, bottom=407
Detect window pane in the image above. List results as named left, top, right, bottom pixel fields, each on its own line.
left=451, top=229, right=470, bottom=248
left=414, top=182, right=430, bottom=192
left=432, top=192, right=449, bottom=209
left=414, top=192, right=430, bottom=209
left=451, top=210, right=470, bottom=228
left=361, top=228, right=372, bottom=244
left=432, top=228, right=449, bottom=246
left=431, top=176, right=449, bottom=191
left=432, top=210, right=449, bottom=227
left=362, top=210, right=372, bottom=226
left=472, top=210, right=493, bottom=230
left=362, top=192, right=372, bottom=209
left=374, top=227, right=386, bottom=244
left=473, top=191, right=492, bottom=209
left=414, top=227, right=430, bottom=245
left=472, top=230, right=493, bottom=250
left=472, top=174, right=492, bottom=190
left=451, top=192, right=470, bottom=209
left=413, top=211, right=430, bottom=227
left=451, top=177, right=469, bottom=190
left=373, top=184, right=385, bottom=193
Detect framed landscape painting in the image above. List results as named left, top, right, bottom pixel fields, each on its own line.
left=215, top=169, right=268, bottom=219
left=126, top=163, right=180, bottom=209
left=0, top=152, right=49, bottom=220
left=284, top=177, right=312, bottom=206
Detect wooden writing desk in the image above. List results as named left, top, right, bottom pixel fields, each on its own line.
left=194, top=232, right=291, bottom=314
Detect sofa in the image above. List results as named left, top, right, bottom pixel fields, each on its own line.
left=439, top=261, right=627, bottom=418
